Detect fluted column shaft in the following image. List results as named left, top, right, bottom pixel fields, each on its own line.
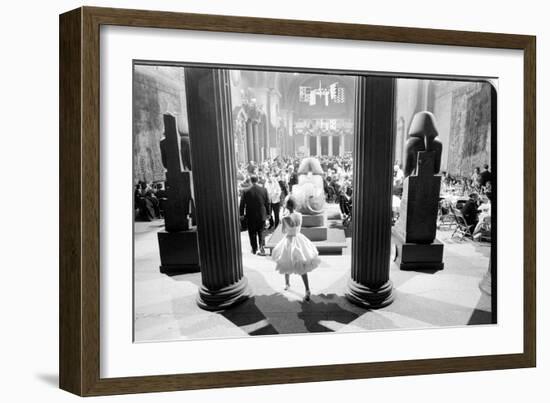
left=184, top=68, right=251, bottom=311
left=246, top=120, right=254, bottom=163
left=346, top=76, right=396, bottom=309
left=253, top=122, right=261, bottom=162
left=316, top=135, right=321, bottom=156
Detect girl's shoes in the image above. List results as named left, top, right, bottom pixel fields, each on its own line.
left=284, top=284, right=290, bottom=291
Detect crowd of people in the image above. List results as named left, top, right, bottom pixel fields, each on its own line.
left=134, top=154, right=355, bottom=224
left=439, top=164, right=493, bottom=240
left=236, top=154, right=354, bottom=233
left=391, top=160, right=493, bottom=241
left=237, top=155, right=351, bottom=256
left=134, top=181, right=166, bottom=221
left=135, top=156, right=493, bottom=243
left=441, top=164, right=493, bottom=197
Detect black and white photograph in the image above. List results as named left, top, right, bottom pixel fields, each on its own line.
left=2, top=0, right=546, bottom=400
left=133, top=64, right=496, bottom=342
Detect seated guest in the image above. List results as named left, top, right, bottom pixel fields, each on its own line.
left=482, top=180, right=492, bottom=195
left=471, top=167, right=481, bottom=188
left=473, top=195, right=491, bottom=238
left=154, top=183, right=167, bottom=199
left=461, top=192, right=479, bottom=234
left=154, top=183, right=167, bottom=217
left=135, top=181, right=158, bottom=221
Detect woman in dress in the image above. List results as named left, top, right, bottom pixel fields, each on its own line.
left=271, top=196, right=321, bottom=301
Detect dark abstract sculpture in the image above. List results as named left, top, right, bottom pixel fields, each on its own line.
left=159, top=114, right=194, bottom=231
left=403, top=111, right=442, bottom=177
left=157, top=113, right=199, bottom=274
left=392, top=111, right=444, bottom=271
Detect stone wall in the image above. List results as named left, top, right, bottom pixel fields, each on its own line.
left=133, top=65, right=187, bottom=184
left=445, top=82, right=492, bottom=176
left=395, top=79, right=493, bottom=177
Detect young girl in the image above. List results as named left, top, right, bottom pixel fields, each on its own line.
left=271, top=196, right=321, bottom=301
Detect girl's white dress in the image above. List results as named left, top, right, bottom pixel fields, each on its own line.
left=272, top=212, right=321, bottom=275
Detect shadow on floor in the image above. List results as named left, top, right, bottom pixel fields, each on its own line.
left=35, top=373, right=58, bottom=388
left=467, top=293, right=494, bottom=325
left=327, top=219, right=352, bottom=238
left=386, top=290, right=492, bottom=327
left=222, top=293, right=365, bottom=336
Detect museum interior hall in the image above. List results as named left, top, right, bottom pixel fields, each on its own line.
left=133, top=65, right=495, bottom=342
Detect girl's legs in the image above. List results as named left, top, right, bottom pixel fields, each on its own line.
left=284, top=274, right=290, bottom=290
left=301, top=274, right=311, bottom=301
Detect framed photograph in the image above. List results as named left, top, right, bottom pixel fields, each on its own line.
left=59, top=6, right=536, bottom=396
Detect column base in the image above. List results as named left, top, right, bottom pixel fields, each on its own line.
left=345, top=278, right=394, bottom=309
left=197, top=276, right=252, bottom=312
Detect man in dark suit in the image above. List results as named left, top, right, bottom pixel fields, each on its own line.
left=239, top=175, right=270, bottom=255
left=479, top=164, right=492, bottom=187
left=288, top=167, right=298, bottom=192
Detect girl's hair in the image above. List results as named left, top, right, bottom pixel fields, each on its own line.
left=285, top=195, right=297, bottom=210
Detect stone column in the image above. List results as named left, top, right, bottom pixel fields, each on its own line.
left=340, top=135, right=345, bottom=156
left=261, top=116, right=268, bottom=160
left=328, top=135, right=333, bottom=156
left=316, top=135, right=321, bottom=156
left=346, top=76, right=396, bottom=309
left=184, top=68, right=251, bottom=311
left=253, top=122, right=261, bottom=163
left=246, top=120, right=254, bottom=163
left=304, top=134, right=309, bottom=156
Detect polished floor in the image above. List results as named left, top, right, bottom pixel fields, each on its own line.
left=134, top=205, right=492, bottom=342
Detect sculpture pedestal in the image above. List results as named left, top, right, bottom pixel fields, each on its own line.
left=301, top=213, right=328, bottom=241
left=302, top=214, right=325, bottom=228
left=267, top=206, right=346, bottom=255
left=301, top=226, right=328, bottom=241
left=157, top=229, right=200, bottom=274
left=392, top=229, right=444, bottom=271
left=393, top=151, right=444, bottom=271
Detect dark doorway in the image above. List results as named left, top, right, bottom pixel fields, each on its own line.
left=321, top=136, right=329, bottom=155
left=309, top=135, right=317, bottom=156
left=332, top=135, right=340, bottom=156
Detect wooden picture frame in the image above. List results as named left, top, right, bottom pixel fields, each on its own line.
left=59, top=6, right=536, bottom=396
